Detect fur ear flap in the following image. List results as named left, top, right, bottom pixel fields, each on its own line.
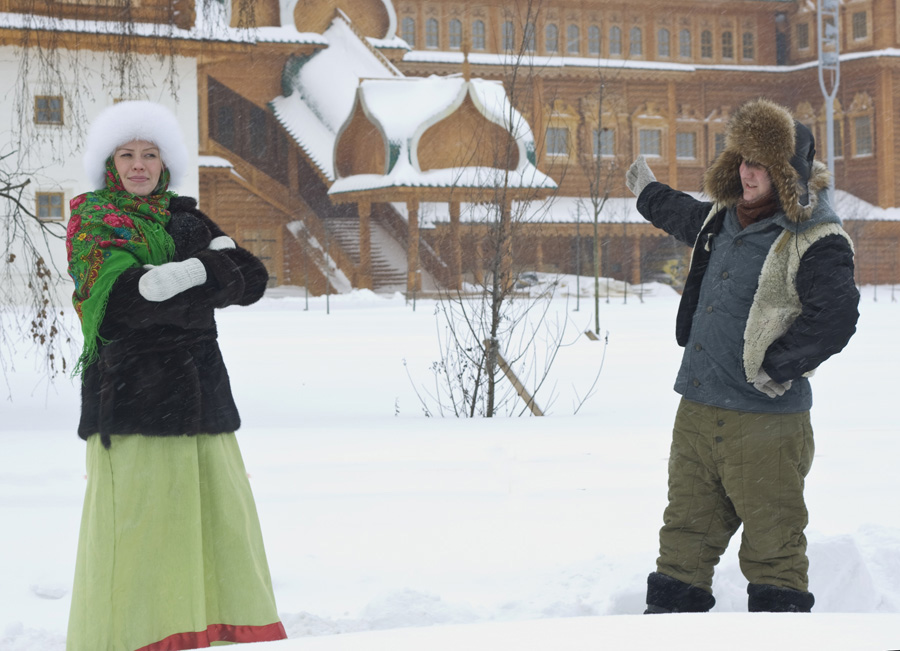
left=701, top=98, right=828, bottom=223
left=703, top=149, right=744, bottom=204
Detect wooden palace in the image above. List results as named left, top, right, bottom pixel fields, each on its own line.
left=2, top=0, right=900, bottom=292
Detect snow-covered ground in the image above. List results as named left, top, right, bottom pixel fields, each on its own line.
left=2, top=279, right=899, bottom=650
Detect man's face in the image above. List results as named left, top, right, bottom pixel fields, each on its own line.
left=739, top=159, right=773, bottom=203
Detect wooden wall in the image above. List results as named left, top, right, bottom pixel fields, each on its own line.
left=293, top=0, right=391, bottom=37
left=200, top=170, right=288, bottom=287
left=844, top=220, right=900, bottom=286
left=424, top=221, right=684, bottom=287
left=9, top=0, right=195, bottom=28
left=418, top=94, right=518, bottom=170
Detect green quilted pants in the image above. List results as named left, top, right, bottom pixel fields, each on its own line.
left=656, top=398, right=815, bottom=593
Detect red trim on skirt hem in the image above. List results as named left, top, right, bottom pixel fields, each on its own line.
left=135, top=621, right=287, bottom=650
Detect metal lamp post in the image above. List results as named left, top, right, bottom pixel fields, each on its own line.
left=818, top=0, right=840, bottom=205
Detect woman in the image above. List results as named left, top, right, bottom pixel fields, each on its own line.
left=65, top=100, right=287, bottom=650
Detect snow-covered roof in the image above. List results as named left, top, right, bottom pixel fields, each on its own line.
left=254, top=26, right=328, bottom=45
left=0, top=9, right=327, bottom=45
left=270, top=15, right=400, bottom=181
left=358, top=76, right=468, bottom=148
left=327, top=75, right=555, bottom=197
left=402, top=48, right=900, bottom=75
left=330, top=166, right=556, bottom=195
left=834, top=189, right=900, bottom=221
left=368, top=34, right=411, bottom=51
left=398, top=195, right=651, bottom=229
left=198, top=155, right=234, bottom=168
left=398, top=188, right=897, bottom=229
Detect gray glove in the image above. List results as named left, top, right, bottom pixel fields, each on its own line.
left=626, top=155, right=656, bottom=197
left=208, top=236, right=236, bottom=251
left=139, top=258, right=207, bottom=302
left=752, top=369, right=793, bottom=398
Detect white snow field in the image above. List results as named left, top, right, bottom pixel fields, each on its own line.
left=1, top=279, right=898, bottom=650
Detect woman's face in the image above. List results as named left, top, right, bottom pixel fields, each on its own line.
left=113, top=140, right=164, bottom=196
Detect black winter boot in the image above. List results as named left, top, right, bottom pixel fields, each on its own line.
left=644, top=572, right=716, bottom=614
left=747, top=584, right=815, bottom=612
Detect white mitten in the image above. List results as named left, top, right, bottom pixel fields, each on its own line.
left=626, top=155, right=657, bottom=197
left=752, top=369, right=793, bottom=398
left=208, top=236, right=236, bottom=251
left=139, top=258, right=207, bottom=302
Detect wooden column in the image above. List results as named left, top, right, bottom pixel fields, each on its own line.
left=474, top=235, right=484, bottom=285
left=630, top=235, right=642, bottom=286
left=668, top=81, right=678, bottom=187
left=877, top=67, right=895, bottom=207
left=500, top=200, right=513, bottom=290
left=595, top=228, right=603, bottom=281
left=198, top=73, right=209, bottom=153
left=407, top=198, right=420, bottom=293
left=449, top=201, right=462, bottom=290
left=535, top=234, right=544, bottom=272
left=358, top=201, right=372, bottom=290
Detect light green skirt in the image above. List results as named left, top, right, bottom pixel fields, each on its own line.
left=67, top=433, right=286, bottom=651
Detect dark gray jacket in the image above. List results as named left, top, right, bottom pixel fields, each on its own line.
left=637, top=182, right=859, bottom=413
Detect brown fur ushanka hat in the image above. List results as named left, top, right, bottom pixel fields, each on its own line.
left=703, top=98, right=829, bottom=223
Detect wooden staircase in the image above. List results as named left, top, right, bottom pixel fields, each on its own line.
left=322, top=216, right=410, bottom=291
left=205, top=76, right=449, bottom=293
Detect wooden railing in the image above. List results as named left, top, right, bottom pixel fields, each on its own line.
left=372, top=202, right=450, bottom=288
left=208, top=75, right=451, bottom=291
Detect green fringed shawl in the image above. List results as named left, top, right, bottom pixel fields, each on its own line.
left=66, top=159, right=177, bottom=375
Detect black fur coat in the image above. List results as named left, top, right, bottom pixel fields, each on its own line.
left=77, top=196, right=269, bottom=447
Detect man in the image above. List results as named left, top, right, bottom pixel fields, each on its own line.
left=626, top=98, right=859, bottom=613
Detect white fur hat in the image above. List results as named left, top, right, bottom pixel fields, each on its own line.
left=83, top=100, right=190, bottom=190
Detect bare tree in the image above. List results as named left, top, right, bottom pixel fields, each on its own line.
left=1, top=1, right=246, bottom=387
left=576, top=87, right=620, bottom=333
left=0, top=149, right=71, bottom=389
left=572, top=43, right=639, bottom=328
left=410, top=0, right=605, bottom=417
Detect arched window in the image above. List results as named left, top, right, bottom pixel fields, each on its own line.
left=546, top=126, right=569, bottom=156
left=848, top=93, right=875, bottom=157
left=701, top=30, right=713, bottom=58
left=546, top=24, right=559, bottom=53
left=610, top=26, right=622, bottom=55
left=639, top=128, right=661, bottom=156
left=588, top=25, right=601, bottom=55
left=676, top=132, right=697, bottom=159
left=449, top=18, right=462, bottom=49
left=401, top=17, right=415, bottom=48
left=721, top=31, right=734, bottom=59
left=502, top=21, right=515, bottom=51
left=567, top=25, right=580, bottom=54
left=633, top=102, right=668, bottom=161
left=524, top=21, right=536, bottom=52
left=852, top=11, right=868, bottom=40
left=472, top=19, right=485, bottom=50
left=796, top=23, right=810, bottom=50
left=742, top=32, right=754, bottom=60
left=679, top=29, right=691, bottom=57
left=658, top=28, right=670, bottom=57
left=854, top=115, right=873, bottom=155
left=593, top=128, right=615, bottom=157
left=630, top=27, right=642, bottom=55
left=426, top=18, right=439, bottom=49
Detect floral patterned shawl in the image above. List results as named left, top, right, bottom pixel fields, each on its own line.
left=66, top=158, right=177, bottom=375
